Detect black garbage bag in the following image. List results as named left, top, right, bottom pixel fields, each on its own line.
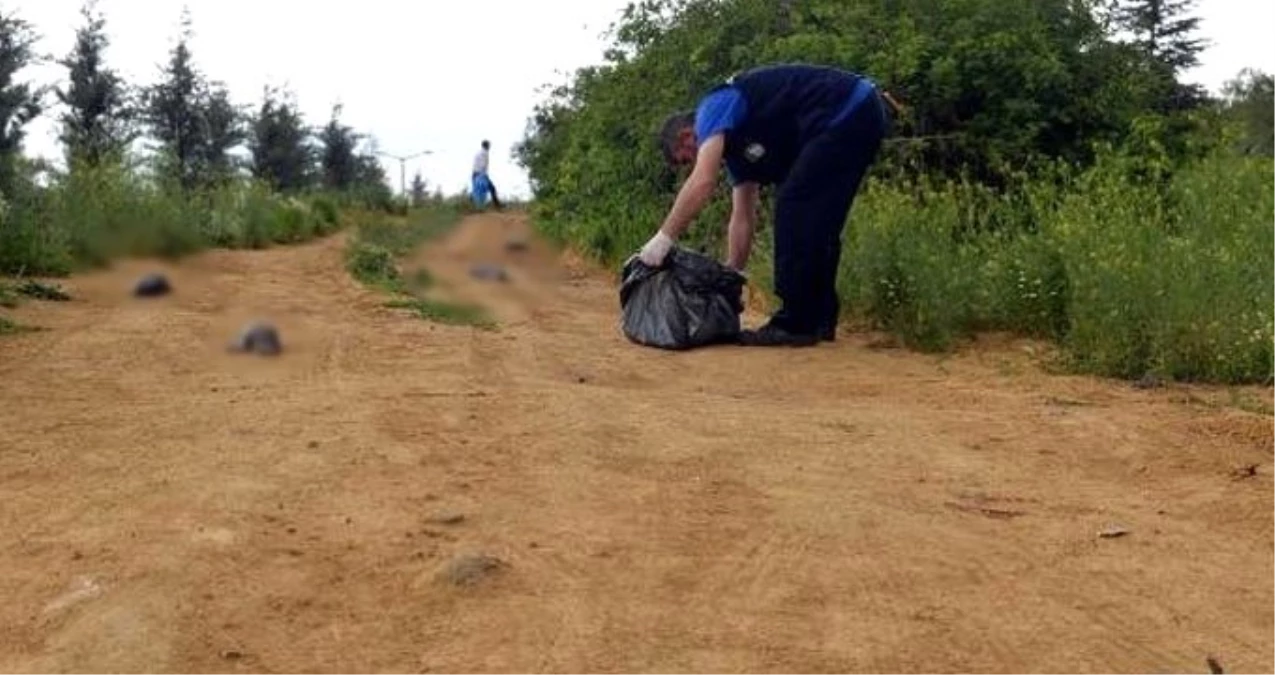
left=619, top=246, right=747, bottom=350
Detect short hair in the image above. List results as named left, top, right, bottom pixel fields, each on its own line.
left=481, top=140, right=490, bottom=149
left=658, top=110, right=695, bottom=165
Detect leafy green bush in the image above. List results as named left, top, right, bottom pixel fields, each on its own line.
left=1047, top=148, right=1273, bottom=382
left=310, top=195, right=341, bottom=231
left=345, top=241, right=399, bottom=291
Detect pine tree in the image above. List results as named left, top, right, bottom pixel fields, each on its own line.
left=0, top=8, right=45, bottom=191
left=1222, top=68, right=1274, bottom=156
left=1113, top=0, right=1205, bottom=72
left=196, top=83, right=245, bottom=185
left=56, top=0, right=135, bottom=168
left=143, top=8, right=248, bottom=189
left=249, top=85, right=314, bottom=193
left=142, top=8, right=204, bottom=188
left=1112, top=0, right=1208, bottom=110
left=319, top=104, right=360, bottom=191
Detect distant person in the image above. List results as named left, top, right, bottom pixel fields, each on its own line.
left=471, top=139, right=503, bottom=210
left=638, top=63, right=898, bottom=347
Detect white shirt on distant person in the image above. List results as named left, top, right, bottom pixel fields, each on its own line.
left=473, top=148, right=489, bottom=175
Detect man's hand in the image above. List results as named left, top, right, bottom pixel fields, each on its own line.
left=639, top=231, right=675, bottom=267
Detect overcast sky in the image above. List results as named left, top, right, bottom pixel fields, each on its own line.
left=8, top=0, right=1273, bottom=199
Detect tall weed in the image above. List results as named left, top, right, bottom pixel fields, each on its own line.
left=0, top=164, right=349, bottom=276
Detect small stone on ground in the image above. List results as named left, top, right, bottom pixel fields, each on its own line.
left=469, top=263, right=508, bottom=282
left=437, top=553, right=505, bottom=586
left=427, top=512, right=465, bottom=525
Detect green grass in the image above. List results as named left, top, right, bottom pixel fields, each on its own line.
left=832, top=148, right=1272, bottom=385
left=384, top=297, right=495, bottom=329
left=0, top=163, right=348, bottom=277
left=345, top=240, right=402, bottom=293
left=345, top=205, right=494, bottom=330
left=0, top=314, right=38, bottom=335
left=13, top=280, right=71, bottom=301
left=406, top=267, right=435, bottom=293
left=1228, top=390, right=1274, bottom=416
left=0, top=279, right=72, bottom=309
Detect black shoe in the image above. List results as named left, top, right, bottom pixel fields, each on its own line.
left=739, top=322, right=819, bottom=347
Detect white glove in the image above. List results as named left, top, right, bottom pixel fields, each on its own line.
left=638, top=231, right=675, bottom=267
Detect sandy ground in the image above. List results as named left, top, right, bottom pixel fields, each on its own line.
left=0, top=211, right=1271, bottom=674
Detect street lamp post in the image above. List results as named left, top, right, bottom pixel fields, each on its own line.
left=376, top=149, right=433, bottom=197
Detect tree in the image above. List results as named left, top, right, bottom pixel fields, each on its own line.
left=56, top=0, right=135, bottom=169
left=352, top=148, right=392, bottom=207
left=1113, top=0, right=1205, bottom=72
left=409, top=170, right=428, bottom=206
left=318, top=103, right=360, bottom=190
left=195, top=83, right=245, bottom=185
left=142, top=9, right=204, bottom=189
left=143, top=10, right=249, bottom=190
left=0, top=7, right=45, bottom=192
left=353, top=152, right=387, bottom=187
left=517, top=0, right=1165, bottom=260
left=249, top=85, right=314, bottom=192
left=1112, top=0, right=1208, bottom=110
left=1221, top=68, right=1274, bottom=156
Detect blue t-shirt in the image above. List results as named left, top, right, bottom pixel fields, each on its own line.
left=694, top=87, right=748, bottom=144
left=694, top=87, right=748, bottom=184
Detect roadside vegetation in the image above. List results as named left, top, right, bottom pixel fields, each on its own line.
left=0, top=4, right=414, bottom=327
left=515, top=0, right=1273, bottom=385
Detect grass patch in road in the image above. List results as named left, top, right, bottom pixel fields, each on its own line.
left=345, top=206, right=495, bottom=330
left=0, top=277, right=70, bottom=338
left=384, top=297, right=495, bottom=330
left=406, top=267, right=434, bottom=293
left=1, top=278, right=72, bottom=310
left=345, top=241, right=403, bottom=293
left=14, top=280, right=71, bottom=302
left=0, top=315, right=39, bottom=335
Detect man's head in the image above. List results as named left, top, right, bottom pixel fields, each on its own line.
left=481, top=140, right=490, bottom=150
left=659, top=111, right=697, bottom=168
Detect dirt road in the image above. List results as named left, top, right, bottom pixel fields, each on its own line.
left=1, top=212, right=1270, bottom=673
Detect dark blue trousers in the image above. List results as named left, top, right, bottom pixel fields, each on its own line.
left=770, top=91, right=888, bottom=335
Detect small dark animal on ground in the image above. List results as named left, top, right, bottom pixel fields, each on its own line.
left=133, top=273, right=172, bottom=298
left=228, top=321, right=282, bottom=356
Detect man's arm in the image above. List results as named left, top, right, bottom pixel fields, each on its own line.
left=726, top=181, right=758, bottom=271
left=657, top=134, right=724, bottom=240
